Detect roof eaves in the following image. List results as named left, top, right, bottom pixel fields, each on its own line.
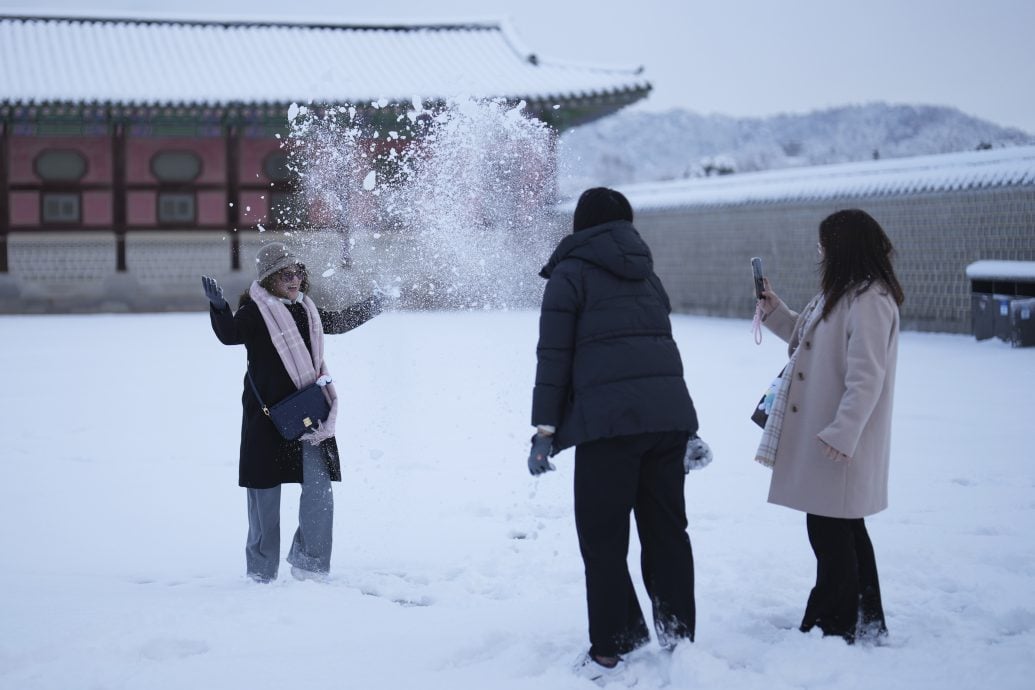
left=495, top=16, right=537, bottom=65
left=2, top=86, right=654, bottom=113
left=582, top=146, right=1035, bottom=210
left=0, top=10, right=503, bottom=33
left=495, top=15, right=647, bottom=77
left=522, top=82, right=651, bottom=102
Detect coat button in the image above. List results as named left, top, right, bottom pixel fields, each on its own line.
left=804, top=341, right=812, bottom=349
left=797, top=372, right=804, bottom=380
left=791, top=404, right=799, bottom=413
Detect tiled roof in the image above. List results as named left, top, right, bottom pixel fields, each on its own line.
left=965, top=260, right=1035, bottom=281
left=570, top=146, right=1035, bottom=210
left=0, top=12, right=651, bottom=108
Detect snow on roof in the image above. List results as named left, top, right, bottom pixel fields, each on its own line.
left=965, top=260, right=1035, bottom=282
left=0, top=13, right=650, bottom=108
left=571, top=146, right=1035, bottom=211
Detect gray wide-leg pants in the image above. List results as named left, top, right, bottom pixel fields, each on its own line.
left=245, top=443, right=334, bottom=581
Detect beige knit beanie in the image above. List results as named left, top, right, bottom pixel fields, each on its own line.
left=255, top=242, right=302, bottom=282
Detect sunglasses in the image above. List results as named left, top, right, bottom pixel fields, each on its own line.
left=276, top=268, right=306, bottom=282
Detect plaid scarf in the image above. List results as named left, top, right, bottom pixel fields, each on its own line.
left=754, top=294, right=824, bottom=468
left=249, top=281, right=338, bottom=445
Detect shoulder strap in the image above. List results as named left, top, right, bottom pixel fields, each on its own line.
left=245, top=363, right=271, bottom=418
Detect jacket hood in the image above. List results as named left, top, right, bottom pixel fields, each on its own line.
left=540, top=220, right=653, bottom=280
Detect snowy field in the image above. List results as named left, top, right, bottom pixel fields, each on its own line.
left=1, top=309, right=1033, bottom=690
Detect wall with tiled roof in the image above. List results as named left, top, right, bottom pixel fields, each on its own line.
left=561, top=147, right=1035, bottom=334
left=568, top=145, right=1035, bottom=211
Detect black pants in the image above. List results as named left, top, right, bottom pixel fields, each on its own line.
left=574, top=430, right=695, bottom=658
left=801, top=513, right=887, bottom=642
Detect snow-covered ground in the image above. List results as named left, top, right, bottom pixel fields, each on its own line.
left=1, top=310, right=1033, bottom=689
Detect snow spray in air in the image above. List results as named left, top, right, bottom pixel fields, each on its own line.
left=278, top=97, right=562, bottom=309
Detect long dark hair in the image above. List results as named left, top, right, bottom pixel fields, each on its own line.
left=818, top=209, right=904, bottom=319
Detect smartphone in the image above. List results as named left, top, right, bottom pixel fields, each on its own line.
left=751, top=257, right=765, bottom=300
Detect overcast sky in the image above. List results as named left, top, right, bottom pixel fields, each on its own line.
left=5, top=0, right=1034, bottom=133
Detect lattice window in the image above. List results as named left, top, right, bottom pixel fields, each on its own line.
left=42, top=193, right=81, bottom=224
left=264, top=152, right=292, bottom=183
left=158, top=192, right=196, bottom=224
left=269, top=190, right=305, bottom=227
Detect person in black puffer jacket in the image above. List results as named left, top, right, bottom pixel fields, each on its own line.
left=529, top=188, right=703, bottom=678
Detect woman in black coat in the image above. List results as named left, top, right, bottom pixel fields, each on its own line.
left=528, top=188, right=706, bottom=683
left=202, top=242, right=381, bottom=583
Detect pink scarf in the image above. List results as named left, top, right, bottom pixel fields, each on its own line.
left=249, top=281, right=338, bottom=445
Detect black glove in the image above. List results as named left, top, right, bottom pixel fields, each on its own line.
left=202, top=275, right=228, bottom=310
left=527, top=433, right=556, bottom=476
left=684, top=434, right=713, bottom=473
left=372, top=284, right=399, bottom=310
left=371, top=289, right=387, bottom=313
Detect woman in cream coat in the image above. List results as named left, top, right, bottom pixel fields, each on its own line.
left=758, top=209, right=904, bottom=643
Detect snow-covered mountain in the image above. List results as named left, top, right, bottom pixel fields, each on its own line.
left=557, top=102, right=1035, bottom=195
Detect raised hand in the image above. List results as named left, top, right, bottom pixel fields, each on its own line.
left=758, top=277, right=780, bottom=316
left=201, top=275, right=228, bottom=310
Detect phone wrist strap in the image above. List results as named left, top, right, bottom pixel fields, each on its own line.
left=752, top=302, right=764, bottom=345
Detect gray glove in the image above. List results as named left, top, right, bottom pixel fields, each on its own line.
left=684, top=434, right=713, bottom=473
left=528, top=433, right=556, bottom=476
left=202, top=275, right=228, bottom=310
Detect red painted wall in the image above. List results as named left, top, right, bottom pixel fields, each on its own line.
left=8, top=136, right=112, bottom=184
left=82, top=191, right=113, bottom=226
left=127, top=191, right=157, bottom=226
left=126, top=138, right=225, bottom=184
left=239, top=139, right=283, bottom=185
left=3, top=130, right=295, bottom=231
left=9, top=191, right=39, bottom=226
left=197, top=190, right=228, bottom=226
left=239, top=191, right=269, bottom=225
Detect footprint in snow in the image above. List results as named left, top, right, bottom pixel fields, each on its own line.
left=139, top=638, right=210, bottom=661
left=349, top=570, right=434, bottom=607
left=359, top=586, right=432, bottom=608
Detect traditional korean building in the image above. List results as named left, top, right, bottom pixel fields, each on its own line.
left=0, top=12, right=651, bottom=311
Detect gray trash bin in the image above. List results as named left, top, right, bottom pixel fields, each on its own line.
left=970, top=292, right=997, bottom=341
left=1009, top=298, right=1035, bottom=347
left=965, top=261, right=1035, bottom=348
left=993, top=294, right=1016, bottom=342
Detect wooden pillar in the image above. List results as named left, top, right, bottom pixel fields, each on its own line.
left=0, top=119, right=9, bottom=273
left=112, top=120, right=127, bottom=271
left=226, top=122, right=241, bottom=270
